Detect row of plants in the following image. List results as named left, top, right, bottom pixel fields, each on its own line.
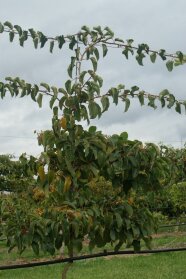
left=0, top=129, right=186, bottom=255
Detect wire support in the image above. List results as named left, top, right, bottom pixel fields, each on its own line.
left=0, top=247, right=186, bottom=270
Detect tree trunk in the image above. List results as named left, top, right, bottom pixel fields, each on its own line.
left=61, top=262, right=73, bottom=279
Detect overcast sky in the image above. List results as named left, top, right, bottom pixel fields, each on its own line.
left=0, top=0, right=186, bottom=157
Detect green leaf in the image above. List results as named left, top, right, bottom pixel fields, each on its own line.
left=159, top=89, right=170, bottom=98
left=53, top=106, right=58, bottom=116
left=4, top=21, right=13, bottom=29
left=51, top=86, right=58, bottom=98
left=14, top=25, right=22, bottom=36
left=15, top=77, right=24, bottom=88
left=118, top=84, right=125, bottom=90
left=50, top=41, right=55, bottom=53
left=67, top=57, right=76, bottom=78
left=175, top=102, right=181, bottom=114
left=174, top=54, right=186, bottom=66
left=144, top=238, right=152, bottom=250
left=69, top=36, right=77, bottom=50
left=90, top=57, right=97, bottom=72
left=81, top=33, right=88, bottom=45
left=81, top=25, right=90, bottom=33
left=102, top=44, right=108, bottom=57
left=73, top=239, right=83, bottom=253
left=114, top=240, right=124, bottom=252
left=31, top=86, right=38, bottom=101
left=131, top=86, right=139, bottom=95
left=20, top=87, right=27, bottom=98
left=57, top=35, right=65, bottom=49
left=90, top=81, right=100, bottom=95
left=9, top=31, right=14, bottom=42
left=137, top=43, right=149, bottom=55
left=46, top=244, right=55, bottom=256
left=104, top=26, right=114, bottom=38
left=37, top=93, right=43, bottom=108
left=127, top=39, right=134, bottom=46
left=148, top=96, right=157, bottom=109
left=93, top=48, right=99, bottom=60
left=29, top=28, right=37, bottom=38
left=101, top=96, right=110, bottom=112
left=136, top=53, right=145, bottom=66
left=176, top=51, right=184, bottom=63
left=110, top=229, right=116, bottom=241
left=183, top=101, right=186, bottom=113
left=125, top=204, right=133, bottom=217
left=124, top=98, right=130, bottom=112
left=167, top=94, right=175, bottom=108
left=58, top=87, right=67, bottom=94
left=93, top=26, right=103, bottom=35
left=79, top=71, right=87, bottom=84
left=49, top=96, right=56, bottom=108
left=160, top=97, right=165, bottom=108
left=150, top=52, right=157, bottom=63
left=97, top=76, right=103, bottom=87
left=88, top=126, right=97, bottom=133
left=115, top=213, right=123, bottom=228
left=122, top=48, right=129, bottom=59
left=65, top=80, right=71, bottom=94
left=55, top=235, right=63, bottom=250
left=166, top=60, right=174, bottom=72
left=26, top=83, right=32, bottom=93
left=40, top=82, right=50, bottom=91
left=115, top=38, right=124, bottom=43
left=128, top=156, right=138, bottom=168
left=138, top=91, right=145, bottom=106
left=5, top=84, right=14, bottom=97
left=59, top=96, right=66, bottom=109
left=159, top=49, right=166, bottom=61
left=19, top=31, right=28, bottom=47
left=32, top=242, right=39, bottom=255
left=110, top=87, right=119, bottom=105
left=120, top=131, right=128, bottom=140
left=132, top=240, right=141, bottom=252
left=5, top=77, right=14, bottom=82
left=91, top=31, right=98, bottom=42
left=159, top=90, right=169, bottom=107
left=38, top=32, right=48, bottom=48
left=88, top=101, right=101, bottom=119
left=0, top=22, right=4, bottom=33
left=33, top=37, right=39, bottom=49
left=67, top=64, right=73, bottom=78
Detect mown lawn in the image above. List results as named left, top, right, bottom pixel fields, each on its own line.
left=0, top=252, right=186, bottom=279
left=0, top=233, right=186, bottom=279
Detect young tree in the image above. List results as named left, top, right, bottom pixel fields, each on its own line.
left=0, top=21, right=186, bottom=277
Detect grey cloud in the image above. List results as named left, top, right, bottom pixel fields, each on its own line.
left=0, top=0, right=186, bottom=156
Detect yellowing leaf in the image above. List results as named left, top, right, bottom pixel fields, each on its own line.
left=64, top=176, right=72, bottom=192
left=128, top=197, right=134, bottom=205
left=38, top=166, right=45, bottom=183
left=60, top=116, right=67, bottom=129
left=76, top=170, right=81, bottom=179
left=88, top=216, right=93, bottom=230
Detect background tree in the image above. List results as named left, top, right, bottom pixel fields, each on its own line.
left=0, top=154, right=35, bottom=193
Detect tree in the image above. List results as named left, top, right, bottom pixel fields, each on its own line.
left=0, top=21, right=186, bottom=277
left=0, top=154, right=35, bottom=193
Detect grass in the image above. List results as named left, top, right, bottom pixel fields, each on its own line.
left=0, top=233, right=185, bottom=279
left=0, top=252, right=186, bottom=279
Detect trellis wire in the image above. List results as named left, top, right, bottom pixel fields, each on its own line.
left=0, top=247, right=186, bottom=270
